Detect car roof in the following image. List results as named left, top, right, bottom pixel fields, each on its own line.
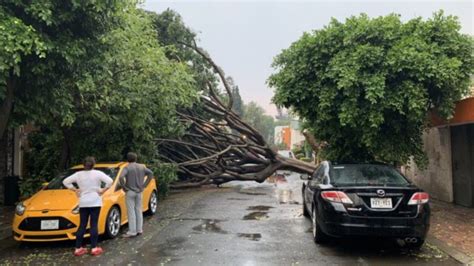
left=329, top=161, right=391, bottom=166
left=70, top=162, right=128, bottom=169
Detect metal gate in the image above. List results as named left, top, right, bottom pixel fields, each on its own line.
left=451, top=124, right=474, bottom=207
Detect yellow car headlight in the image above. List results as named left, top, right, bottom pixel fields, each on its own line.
left=15, top=202, right=26, bottom=216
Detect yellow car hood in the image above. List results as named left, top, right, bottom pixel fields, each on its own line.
left=25, top=189, right=78, bottom=211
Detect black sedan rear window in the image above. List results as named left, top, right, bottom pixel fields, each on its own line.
left=330, top=164, right=409, bottom=187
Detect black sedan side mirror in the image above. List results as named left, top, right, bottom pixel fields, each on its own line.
left=300, top=173, right=310, bottom=180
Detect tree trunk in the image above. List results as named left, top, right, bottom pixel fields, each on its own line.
left=302, top=130, right=322, bottom=164
left=159, top=42, right=319, bottom=188
left=0, top=73, right=16, bottom=139
left=58, top=128, right=72, bottom=171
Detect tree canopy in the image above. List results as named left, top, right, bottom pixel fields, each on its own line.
left=0, top=0, right=132, bottom=138
left=242, top=101, right=275, bottom=144
left=269, top=11, right=473, bottom=165
left=1, top=2, right=197, bottom=194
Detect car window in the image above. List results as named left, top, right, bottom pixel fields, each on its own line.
left=45, top=167, right=119, bottom=190
left=330, top=164, right=409, bottom=187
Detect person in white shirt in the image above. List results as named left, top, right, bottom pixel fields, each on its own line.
left=62, top=156, right=113, bottom=256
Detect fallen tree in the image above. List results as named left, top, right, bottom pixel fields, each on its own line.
left=157, top=43, right=316, bottom=188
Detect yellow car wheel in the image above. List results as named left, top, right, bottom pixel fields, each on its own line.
left=146, top=190, right=158, bottom=215
left=105, top=206, right=121, bottom=238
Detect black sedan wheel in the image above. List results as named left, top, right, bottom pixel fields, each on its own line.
left=312, top=205, right=329, bottom=244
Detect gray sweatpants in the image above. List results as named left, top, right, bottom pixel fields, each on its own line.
left=126, top=191, right=143, bottom=235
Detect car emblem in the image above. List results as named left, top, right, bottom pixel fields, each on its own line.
left=376, top=189, right=385, bottom=197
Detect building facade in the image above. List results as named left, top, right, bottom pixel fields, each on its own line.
left=403, top=96, right=474, bottom=207
left=274, top=120, right=305, bottom=150
left=0, top=128, right=26, bottom=205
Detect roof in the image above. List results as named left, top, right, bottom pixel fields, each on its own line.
left=329, top=161, right=391, bottom=166
left=431, top=96, right=474, bottom=127
left=70, top=162, right=128, bottom=169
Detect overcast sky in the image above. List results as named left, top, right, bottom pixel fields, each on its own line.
left=142, top=0, right=473, bottom=116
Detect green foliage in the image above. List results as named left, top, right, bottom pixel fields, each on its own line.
left=242, top=101, right=275, bottom=144
left=150, top=162, right=178, bottom=198
left=1, top=0, right=131, bottom=130
left=227, top=77, right=244, bottom=117
left=300, top=157, right=312, bottom=163
left=18, top=176, right=45, bottom=199
left=292, top=146, right=304, bottom=157
left=269, top=11, right=473, bottom=165
left=274, top=142, right=289, bottom=150
left=4, top=3, right=197, bottom=197
left=147, top=9, right=217, bottom=92
left=25, top=8, right=195, bottom=172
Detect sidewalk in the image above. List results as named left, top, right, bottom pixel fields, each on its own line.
left=428, top=199, right=474, bottom=264
left=0, top=206, right=14, bottom=240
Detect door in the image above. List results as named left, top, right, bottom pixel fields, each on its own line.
left=451, top=124, right=474, bottom=207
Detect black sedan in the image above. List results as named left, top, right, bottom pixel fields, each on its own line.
left=302, top=161, right=430, bottom=248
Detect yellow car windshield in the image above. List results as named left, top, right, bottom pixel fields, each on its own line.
left=45, top=167, right=119, bottom=190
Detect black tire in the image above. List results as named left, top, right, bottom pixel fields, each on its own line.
left=146, top=190, right=158, bottom=215
left=312, top=205, right=329, bottom=244
left=105, top=206, right=121, bottom=239
left=302, top=189, right=310, bottom=218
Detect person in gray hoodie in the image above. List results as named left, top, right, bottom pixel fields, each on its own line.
left=119, top=152, right=153, bottom=237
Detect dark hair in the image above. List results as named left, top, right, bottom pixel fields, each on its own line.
left=83, top=156, right=96, bottom=170
left=127, top=152, right=138, bottom=163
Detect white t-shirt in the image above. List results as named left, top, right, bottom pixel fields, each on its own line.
left=62, top=169, right=114, bottom=208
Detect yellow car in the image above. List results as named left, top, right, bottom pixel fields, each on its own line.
left=12, top=162, right=158, bottom=242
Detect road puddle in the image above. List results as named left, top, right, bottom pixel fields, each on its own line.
left=227, top=197, right=250, bottom=201
left=266, top=175, right=288, bottom=184
left=277, top=189, right=296, bottom=204
left=243, top=211, right=269, bottom=220
left=237, top=233, right=262, bottom=241
left=247, top=205, right=274, bottom=211
left=238, top=191, right=267, bottom=196
left=192, top=219, right=228, bottom=234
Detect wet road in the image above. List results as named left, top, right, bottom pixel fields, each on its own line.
left=0, top=173, right=457, bottom=265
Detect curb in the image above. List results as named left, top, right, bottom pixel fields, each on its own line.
left=0, top=224, right=11, bottom=240
left=427, top=235, right=474, bottom=265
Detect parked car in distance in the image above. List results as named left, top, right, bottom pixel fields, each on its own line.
left=301, top=161, right=430, bottom=248
left=13, top=162, right=158, bottom=242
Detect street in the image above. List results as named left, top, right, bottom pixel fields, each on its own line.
left=0, top=173, right=456, bottom=265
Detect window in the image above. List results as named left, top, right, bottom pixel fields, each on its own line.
left=45, top=167, right=119, bottom=190
left=330, top=164, right=409, bottom=187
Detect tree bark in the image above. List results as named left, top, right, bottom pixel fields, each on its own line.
left=0, top=72, right=16, bottom=139
left=157, top=41, right=319, bottom=189
left=58, top=128, right=72, bottom=171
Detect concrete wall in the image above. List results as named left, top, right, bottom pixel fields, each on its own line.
left=403, top=127, right=453, bottom=203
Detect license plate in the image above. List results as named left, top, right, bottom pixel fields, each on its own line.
left=41, top=220, right=59, bottom=230
left=370, top=198, right=392, bottom=208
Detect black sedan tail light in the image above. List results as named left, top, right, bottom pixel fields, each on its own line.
left=408, top=192, right=429, bottom=205
left=321, top=191, right=353, bottom=204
